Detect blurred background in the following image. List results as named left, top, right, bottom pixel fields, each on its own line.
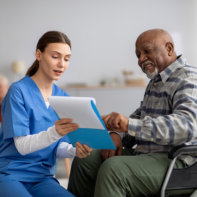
left=0, top=0, right=196, bottom=86
left=1, top=0, right=196, bottom=116
left=0, top=0, right=197, bottom=186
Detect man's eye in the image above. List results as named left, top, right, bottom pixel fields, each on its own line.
left=144, top=49, right=152, bottom=54
left=136, top=53, right=140, bottom=58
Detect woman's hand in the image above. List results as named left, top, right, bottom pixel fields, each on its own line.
left=75, top=142, right=92, bottom=158
left=55, top=118, right=78, bottom=136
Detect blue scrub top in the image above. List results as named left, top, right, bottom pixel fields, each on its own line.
left=0, top=76, right=69, bottom=182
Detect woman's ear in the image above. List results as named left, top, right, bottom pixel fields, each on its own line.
left=35, top=49, right=42, bottom=61
left=165, top=42, right=174, bottom=56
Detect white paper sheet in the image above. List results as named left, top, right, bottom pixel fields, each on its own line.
left=48, top=96, right=105, bottom=129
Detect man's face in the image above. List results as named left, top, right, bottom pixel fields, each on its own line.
left=135, top=33, right=169, bottom=79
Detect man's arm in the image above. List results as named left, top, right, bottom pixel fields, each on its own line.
left=128, top=76, right=197, bottom=146
left=103, top=77, right=197, bottom=146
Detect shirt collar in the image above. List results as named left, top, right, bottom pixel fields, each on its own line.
left=159, top=55, right=187, bottom=83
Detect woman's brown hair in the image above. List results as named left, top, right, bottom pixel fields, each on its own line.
left=26, top=31, right=71, bottom=76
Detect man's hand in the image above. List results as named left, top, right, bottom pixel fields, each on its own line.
left=102, top=112, right=129, bottom=132
left=55, top=118, right=78, bottom=136
left=101, top=132, right=122, bottom=160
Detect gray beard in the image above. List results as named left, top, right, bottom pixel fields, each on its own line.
left=145, top=67, right=159, bottom=79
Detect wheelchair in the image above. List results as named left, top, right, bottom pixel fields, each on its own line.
left=161, top=145, right=197, bottom=197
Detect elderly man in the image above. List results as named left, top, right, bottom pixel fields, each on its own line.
left=0, top=75, right=9, bottom=123
left=68, top=29, right=197, bottom=197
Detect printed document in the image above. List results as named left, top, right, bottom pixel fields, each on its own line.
left=49, top=96, right=116, bottom=149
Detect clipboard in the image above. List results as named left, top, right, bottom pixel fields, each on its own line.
left=49, top=96, right=116, bottom=150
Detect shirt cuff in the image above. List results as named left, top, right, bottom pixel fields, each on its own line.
left=128, top=118, right=142, bottom=137
left=56, top=142, right=76, bottom=158
left=49, top=126, right=63, bottom=140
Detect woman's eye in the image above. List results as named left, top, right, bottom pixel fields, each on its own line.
left=65, top=58, right=70, bottom=62
left=52, top=56, right=58, bottom=59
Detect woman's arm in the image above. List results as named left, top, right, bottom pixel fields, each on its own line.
left=14, top=126, right=62, bottom=155
left=56, top=142, right=76, bottom=158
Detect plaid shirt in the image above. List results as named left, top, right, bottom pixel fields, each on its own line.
left=127, top=56, right=197, bottom=164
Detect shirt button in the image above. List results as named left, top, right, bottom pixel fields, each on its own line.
left=131, top=131, right=136, bottom=136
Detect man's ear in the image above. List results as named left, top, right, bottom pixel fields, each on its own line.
left=165, top=42, right=174, bottom=56
left=36, top=49, right=42, bottom=61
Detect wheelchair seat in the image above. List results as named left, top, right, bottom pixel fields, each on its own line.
left=161, top=145, right=197, bottom=197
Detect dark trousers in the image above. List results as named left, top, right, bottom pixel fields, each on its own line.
left=68, top=149, right=189, bottom=197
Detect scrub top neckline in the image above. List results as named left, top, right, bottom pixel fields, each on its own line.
left=28, top=76, right=54, bottom=110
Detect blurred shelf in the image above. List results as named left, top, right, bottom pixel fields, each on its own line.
left=62, top=79, right=146, bottom=90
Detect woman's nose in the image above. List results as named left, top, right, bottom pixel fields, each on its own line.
left=57, top=59, right=65, bottom=68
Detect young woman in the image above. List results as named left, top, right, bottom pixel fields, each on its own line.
left=0, top=31, right=92, bottom=197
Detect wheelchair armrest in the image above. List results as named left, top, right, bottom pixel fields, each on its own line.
left=168, top=145, right=197, bottom=159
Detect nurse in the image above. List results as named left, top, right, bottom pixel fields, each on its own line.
left=0, top=31, right=92, bottom=197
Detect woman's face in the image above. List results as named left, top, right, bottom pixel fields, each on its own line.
left=36, top=43, right=71, bottom=81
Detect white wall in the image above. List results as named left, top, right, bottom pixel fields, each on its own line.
left=0, top=0, right=196, bottom=86
left=66, top=87, right=145, bottom=116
